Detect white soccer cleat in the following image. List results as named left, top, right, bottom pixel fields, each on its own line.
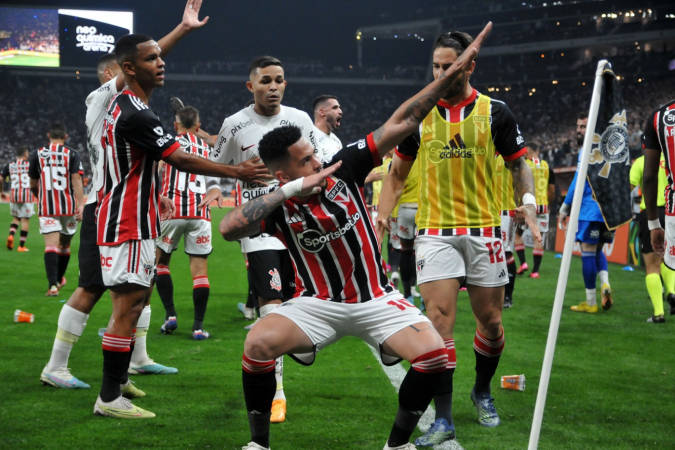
left=40, top=366, right=90, bottom=389
left=93, top=395, right=155, bottom=418
left=242, top=442, right=270, bottom=450
left=384, top=443, right=417, bottom=450
left=237, top=302, right=256, bottom=320
left=411, top=286, right=421, bottom=298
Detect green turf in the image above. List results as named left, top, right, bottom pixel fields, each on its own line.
left=0, top=54, right=59, bottom=67
left=0, top=206, right=673, bottom=449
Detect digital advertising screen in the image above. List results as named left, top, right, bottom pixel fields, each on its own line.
left=0, top=6, right=133, bottom=68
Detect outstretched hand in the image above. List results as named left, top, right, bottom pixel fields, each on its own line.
left=181, top=0, right=209, bottom=31
left=516, top=204, right=542, bottom=242
left=299, top=161, right=343, bottom=196
left=440, top=21, right=492, bottom=80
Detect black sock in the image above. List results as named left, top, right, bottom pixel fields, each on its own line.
left=192, top=285, right=209, bottom=331
left=533, top=252, right=543, bottom=273
left=44, top=251, right=59, bottom=288
left=155, top=268, right=176, bottom=319
left=388, top=366, right=443, bottom=447
left=101, top=348, right=130, bottom=402
left=9, top=223, right=18, bottom=236
left=57, top=250, right=70, bottom=281
left=243, top=363, right=276, bottom=448
left=505, top=253, right=516, bottom=300
left=516, top=247, right=526, bottom=266
left=473, top=331, right=504, bottom=394
left=19, top=230, right=28, bottom=248
left=400, top=250, right=415, bottom=298
left=433, top=368, right=455, bottom=422
left=389, top=247, right=401, bottom=273
left=121, top=341, right=134, bottom=385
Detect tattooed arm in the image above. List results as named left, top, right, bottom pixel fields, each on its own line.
left=219, top=189, right=286, bottom=241
left=506, top=155, right=542, bottom=242
left=370, top=22, right=492, bottom=158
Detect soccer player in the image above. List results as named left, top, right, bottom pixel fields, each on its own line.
left=1, top=146, right=34, bottom=251
left=203, top=55, right=320, bottom=423
left=219, top=23, right=491, bottom=450
left=641, top=98, right=675, bottom=322
left=155, top=105, right=215, bottom=340
left=376, top=30, right=540, bottom=445
left=93, top=33, right=270, bottom=419
left=312, top=95, right=343, bottom=163
left=514, top=142, right=556, bottom=278
left=29, top=122, right=84, bottom=297
left=630, top=153, right=675, bottom=323
left=494, top=155, right=518, bottom=308
left=558, top=112, right=614, bottom=313
left=40, top=0, right=215, bottom=390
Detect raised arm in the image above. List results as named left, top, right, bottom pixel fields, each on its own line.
left=164, top=150, right=269, bottom=182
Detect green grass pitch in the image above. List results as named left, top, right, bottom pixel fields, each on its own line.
left=0, top=54, right=59, bottom=67
left=0, top=206, right=673, bottom=449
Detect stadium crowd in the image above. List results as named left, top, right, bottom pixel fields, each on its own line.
left=0, top=8, right=59, bottom=54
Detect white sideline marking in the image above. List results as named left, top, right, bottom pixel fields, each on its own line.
left=367, top=345, right=465, bottom=450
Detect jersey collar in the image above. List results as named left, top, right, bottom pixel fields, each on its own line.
left=438, top=88, right=478, bottom=111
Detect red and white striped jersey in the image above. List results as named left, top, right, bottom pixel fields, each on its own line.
left=97, top=90, right=180, bottom=245
left=644, top=99, right=675, bottom=215
left=261, top=134, right=394, bottom=303
left=160, top=133, right=211, bottom=220
left=2, top=158, right=34, bottom=203
left=28, top=144, right=83, bottom=217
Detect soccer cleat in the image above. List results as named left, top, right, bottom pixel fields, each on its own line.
left=242, top=443, right=269, bottom=450
left=570, top=301, right=598, bottom=313
left=244, top=317, right=261, bottom=330
left=160, top=316, right=178, bottom=334
left=121, top=380, right=146, bottom=399
left=193, top=329, right=210, bottom=340
left=411, top=286, right=421, bottom=298
left=516, top=262, right=528, bottom=275
left=7, top=234, right=13, bottom=250
left=46, top=285, right=59, bottom=297
left=529, top=272, right=540, bottom=279
left=58, top=276, right=67, bottom=288
left=94, top=395, right=155, bottom=419
left=647, top=315, right=665, bottom=324
left=170, top=97, right=184, bottom=114
left=237, top=302, right=256, bottom=320
left=17, top=246, right=29, bottom=252
left=471, top=390, right=500, bottom=427
left=503, top=297, right=513, bottom=309
left=667, top=293, right=675, bottom=316
left=390, top=271, right=400, bottom=290
left=414, top=418, right=455, bottom=447
left=601, top=283, right=613, bottom=310
left=384, top=443, right=417, bottom=450
left=128, top=359, right=178, bottom=375
left=270, top=399, right=286, bottom=423
left=40, top=366, right=90, bottom=389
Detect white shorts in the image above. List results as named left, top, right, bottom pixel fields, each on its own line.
left=270, top=291, right=430, bottom=366
left=100, top=239, right=156, bottom=288
left=520, top=213, right=549, bottom=234
left=156, top=218, right=213, bottom=256
left=39, top=216, right=77, bottom=235
left=415, top=234, right=508, bottom=287
left=664, top=215, right=675, bottom=270
left=10, top=202, right=34, bottom=219
left=396, top=206, right=418, bottom=241
left=500, top=212, right=516, bottom=253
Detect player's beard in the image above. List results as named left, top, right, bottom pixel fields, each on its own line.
left=442, top=72, right=467, bottom=100
left=576, top=133, right=584, bottom=147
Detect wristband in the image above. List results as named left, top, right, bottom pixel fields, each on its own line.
left=522, top=193, right=537, bottom=207
left=280, top=177, right=305, bottom=199
left=648, top=219, right=663, bottom=231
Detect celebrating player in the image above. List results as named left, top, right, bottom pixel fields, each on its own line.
left=1, top=146, right=35, bottom=251
left=28, top=122, right=84, bottom=297
left=219, top=22, right=492, bottom=450
left=155, top=105, right=215, bottom=340
left=312, top=95, right=343, bottom=163
left=559, top=112, right=614, bottom=313
left=376, top=30, right=539, bottom=445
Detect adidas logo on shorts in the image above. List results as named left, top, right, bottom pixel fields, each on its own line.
left=498, top=269, right=507, bottom=278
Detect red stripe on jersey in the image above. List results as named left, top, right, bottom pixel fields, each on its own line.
left=502, top=147, right=527, bottom=162
left=366, top=133, right=381, bottom=167
left=440, top=89, right=478, bottom=122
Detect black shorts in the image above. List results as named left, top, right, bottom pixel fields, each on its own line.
left=78, top=203, right=106, bottom=289
left=247, top=249, right=295, bottom=300
left=638, top=207, right=666, bottom=254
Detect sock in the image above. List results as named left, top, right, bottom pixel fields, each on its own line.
left=242, top=354, right=276, bottom=448
left=192, top=276, right=210, bottom=331
left=473, top=328, right=505, bottom=394
left=259, top=304, right=285, bottom=402
left=586, top=289, right=597, bottom=306
left=389, top=247, right=401, bottom=273
left=515, top=244, right=526, bottom=266
left=46, top=305, right=89, bottom=371
left=388, top=348, right=447, bottom=447
left=505, top=253, right=516, bottom=300
left=101, top=333, right=131, bottom=402
left=57, top=247, right=71, bottom=282
left=9, top=223, right=18, bottom=236
left=19, top=230, right=28, bottom=248
left=646, top=273, right=665, bottom=316
left=581, top=251, right=597, bottom=305
left=596, top=249, right=609, bottom=286
left=400, top=250, right=415, bottom=298
left=661, top=263, right=675, bottom=295
left=44, top=246, right=59, bottom=288
left=434, top=339, right=456, bottom=423
left=130, top=306, right=151, bottom=366
left=123, top=330, right=135, bottom=385
left=155, top=265, right=176, bottom=318
left=532, top=248, right=544, bottom=273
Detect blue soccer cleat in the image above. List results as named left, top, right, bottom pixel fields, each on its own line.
left=414, top=418, right=456, bottom=447
left=160, top=316, right=178, bottom=334
left=193, top=329, right=210, bottom=340
left=470, top=389, right=501, bottom=427
left=40, top=366, right=91, bottom=389
left=128, top=359, right=178, bottom=375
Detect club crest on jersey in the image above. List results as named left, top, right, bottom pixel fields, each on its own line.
left=664, top=110, right=675, bottom=127
left=269, top=269, right=282, bottom=292
left=39, top=149, right=51, bottom=159
left=325, top=177, right=348, bottom=203
left=589, top=110, right=629, bottom=178
left=473, top=115, right=488, bottom=133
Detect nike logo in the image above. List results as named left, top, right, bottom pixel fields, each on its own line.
left=241, top=144, right=255, bottom=151
left=100, top=407, right=142, bottom=417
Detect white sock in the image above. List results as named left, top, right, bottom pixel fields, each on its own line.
left=586, top=289, right=597, bottom=306
left=131, top=306, right=151, bottom=366
left=259, top=303, right=278, bottom=317
left=259, top=303, right=285, bottom=400
left=599, top=270, right=609, bottom=287
left=46, top=305, right=89, bottom=371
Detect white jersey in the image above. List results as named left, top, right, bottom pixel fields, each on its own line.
left=313, top=126, right=342, bottom=163
left=207, top=104, right=316, bottom=253
left=84, top=77, right=120, bottom=205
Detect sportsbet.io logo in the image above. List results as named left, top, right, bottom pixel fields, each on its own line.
left=296, top=213, right=361, bottom=253
left=664, top=110, right=675, bottom=127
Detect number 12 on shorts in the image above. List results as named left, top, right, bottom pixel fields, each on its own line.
left=486, top=241, right=504, bottom=264
left=387, top=299, right=415, bottom=311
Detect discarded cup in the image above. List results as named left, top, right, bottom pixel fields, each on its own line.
left=501, top=374, right=525, bottom=391
left=98, top=328, right=107, bottom=337
left=14, top=309, right=34, bottom=323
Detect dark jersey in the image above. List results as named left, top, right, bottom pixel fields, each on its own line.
left=261, top=134, right=394, bottom=303
left=643, top=99, right=675, bottom=215
left=28, top=145, right=83, bottom=216
left=97, top=90, right=180, bottom=245
left=2, top=158, right=34, bottom=203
